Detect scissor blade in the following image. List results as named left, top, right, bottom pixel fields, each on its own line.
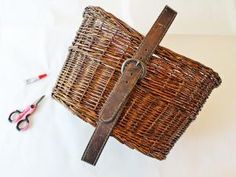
left=35, top=95, right=45, bottom=106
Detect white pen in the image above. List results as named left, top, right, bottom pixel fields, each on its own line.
left=25, top=73, right=48, bottom=85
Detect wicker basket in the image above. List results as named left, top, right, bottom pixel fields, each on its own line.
left=52, top=6, right=221, bottom=160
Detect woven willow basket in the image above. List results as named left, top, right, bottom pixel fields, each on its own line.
left=52, top=6, right=221, bottom=160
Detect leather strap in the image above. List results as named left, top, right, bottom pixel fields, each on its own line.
left=81, top=5, right=177, bottom=165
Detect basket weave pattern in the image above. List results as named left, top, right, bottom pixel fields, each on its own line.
left=52, top=6, right=221, bottom=160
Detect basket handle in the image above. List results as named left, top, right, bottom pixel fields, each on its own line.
left=81, top=5, right=177, bottom=166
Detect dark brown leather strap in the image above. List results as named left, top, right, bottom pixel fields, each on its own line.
left=82, top=5, right=177, bottom=165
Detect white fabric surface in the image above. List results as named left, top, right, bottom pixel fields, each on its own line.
left=0, top=1, right=235, bottom=177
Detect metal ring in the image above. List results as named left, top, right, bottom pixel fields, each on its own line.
left=121, top=58, right=147, bottom=79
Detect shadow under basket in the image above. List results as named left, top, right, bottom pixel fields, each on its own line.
left=52, top=6, right=221, bottom=160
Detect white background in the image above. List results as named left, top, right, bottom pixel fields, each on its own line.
left=0, top=0, right=235, bottom=177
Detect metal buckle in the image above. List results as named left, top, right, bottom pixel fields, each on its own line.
left=121, top=58, right=147, bottom=79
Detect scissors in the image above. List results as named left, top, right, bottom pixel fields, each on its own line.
left=8, top=95, right=45, bottom=131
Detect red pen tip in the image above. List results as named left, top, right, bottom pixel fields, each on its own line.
left=38, top=74, right=47, bottom=79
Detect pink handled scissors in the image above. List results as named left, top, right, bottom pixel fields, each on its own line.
left=8, top=95, right=45, bottom=131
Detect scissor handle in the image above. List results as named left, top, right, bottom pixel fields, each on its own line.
left=8, top=110, right=22, bottom=123
left=16, top=115, right=30, bottom=131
